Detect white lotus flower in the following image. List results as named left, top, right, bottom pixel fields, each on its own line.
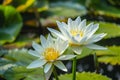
left=27, top=34, right=76, bottom=80
left=48, top=16, right=107, bottom=54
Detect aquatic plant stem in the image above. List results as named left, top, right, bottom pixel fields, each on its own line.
left=72, top=57, right=77, bottom=80
left=94, top=53, right=99, bottom=73
left=53, top=66, right=59, bottom=80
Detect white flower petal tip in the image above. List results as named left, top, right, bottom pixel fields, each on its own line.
left=71, top=46, right=83, bottom=55
left=44, top=63, right=52, bottom=73
left=54, top=61, right=68, bottom=72
left=62, top=68, right=68, bottom=72
left=58, top=55, right=76, bottom=60
left=45, top=67, right=53, bottom=80
left=27, top=59, right=46, bottom=69
left=86, top=44, right=107, bottom=50
left=28, top=50, right=40, bottom=57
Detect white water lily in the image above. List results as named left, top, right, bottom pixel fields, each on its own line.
left=48, top=16, right=107, bottom=54
left=27, top=34, right=76, bottom=80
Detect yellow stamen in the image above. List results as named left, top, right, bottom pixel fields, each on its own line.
left=70, top=30, right=83, bottom=37
left=44, top=48, right=59, bottom=61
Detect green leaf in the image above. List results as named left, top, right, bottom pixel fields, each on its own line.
left=4, top=48, right=36, bottom=66
left=95, top=21, right=120, bottom=39
left=58, top=72, right=111, bottom=80
left=3, top=34, right=40, bottom=48
left=64, top=47, right=93, bottom=59
left=96, top=46, right=120, bottom=65
left=0, top=5, right=23, bottom=45
left=77, top=47, right=93, bottom=59
left=0, top=49, right=36, bottom=75
left=108, top=0, right=120, bottom=7
left=3, top=66, right=44, bottom=80
left=89, top=0, right=120, bottom=18
left=48, top=2, right=87, bottom=17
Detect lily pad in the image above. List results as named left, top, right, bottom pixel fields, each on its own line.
left=95, top=21, right=120, bottom=39
left=58, top=72, right=111, bottom=80
left=89, top=0, right=120, bottom=18
left=48, top=2, right=87, bottom=17
left=96, top=46, right=120, bottom=65
left=3, top=66, right=44, bottom=80
left=0, top=5, right=23, bottom=45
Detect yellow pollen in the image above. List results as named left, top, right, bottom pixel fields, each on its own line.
left=70, top=30, right=83, bottom=37
left=44, top=48, right=59, bottom=61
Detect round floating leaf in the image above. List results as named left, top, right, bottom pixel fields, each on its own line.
left=48, top=2, right=87, bottom=17
left=96, top=46, right=120, bottom=65
left=58, top=72, right=111, bottom=80
left=96, top=21, right=120, bottom=39
left=3, top=34, right=40, bottom=49
left=3, top=66, right=44, bottom=80
left=90, top=0, right=120, bottom=18
left=4, top=48, right=36, bottom=66
left=0, top=5, right=23, bottom=45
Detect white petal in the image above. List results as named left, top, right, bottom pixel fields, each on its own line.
left=78, top=19, right=86, bottom=30
left=85, top=23, right=99, bottom=38
left=62, top=22, right=68, bottom=28
left=44, top=63, right=52, bottom=73
left=84, top=22, right=93, bottom=31
left=28, top=49, right=40, bottom=57
left=57, top=21, right=73, bottom=41
left=75, top=16, right=81, bottom=26
left=54, top=61, right=67, bottom=72
left=86, top=44, right=107, bottom=50
left=58, top=39, right=68, bottom=55
left=40, top=35, right=47, bottom=48
left=68, top=18, right=73, bottom=27
left=56, top=21, right=67, bottom=30
left=46, top=34, right=53, bottom=47
left=48, top=28, right=67, bottom=40
left=79, top=36, right=88, bottom=44
left=57, top=21, right=70, bottom=37
left=87, top=33, right=107, bottom=44
left=71, top=46, right=83, bottom=54
left=71, top=36, right=81, bottom=43
left=32, top=41, right=43, bottom=53
left=57, top=55, right=76, bottom=60
left=45, top=66, right=53, bottom=80
left=47, top=34, right=53, bottom=42
left=27, top=59, right=46, bottom=68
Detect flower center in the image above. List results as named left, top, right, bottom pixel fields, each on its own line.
left=70, top=30, right=83, bottom=37
left=44, top=48, right=59, bottom=61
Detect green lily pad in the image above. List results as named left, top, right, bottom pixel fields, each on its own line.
left=96, top=46, right=120, bottom=65
left=58, top=72, right=111, bottom=80
left=4, top=48, right=36, bottom=66
left=48, top=2, right=87, bottom=17
left=89, top=0, right=120, bottom=18
left=0, top=5, right=23, bottom=45
left=3, top=66, right=44, bottom=80
left=95, top=21, right=120, bottom=39
left=3, top=34, right=40, bottom=49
